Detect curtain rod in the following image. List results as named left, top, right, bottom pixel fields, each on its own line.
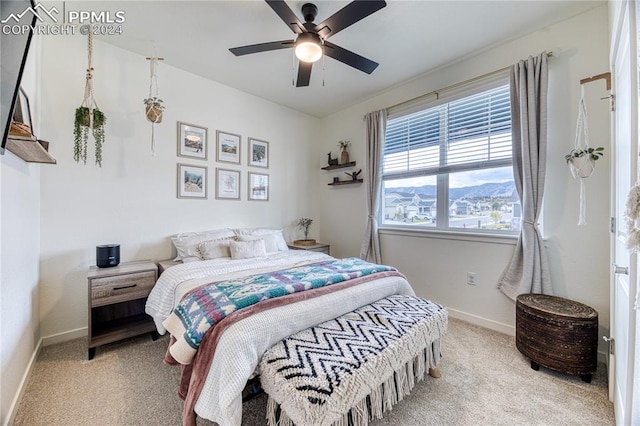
left=384, top=51, right=553, bottom=112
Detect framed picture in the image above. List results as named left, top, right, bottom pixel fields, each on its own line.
left=216, top=130, right=241, bottom=164
left=248, top=138, right=269, bottom=168
left=216, top=168, right=241, bottom=200
left=177, top=164, right=207, bottom=199
left=248, top=172, right=269, bottom=201
left=177, top=122, right=207, bottom=160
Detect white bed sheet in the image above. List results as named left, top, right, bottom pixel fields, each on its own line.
left=145, top=252, right=415, bottom=426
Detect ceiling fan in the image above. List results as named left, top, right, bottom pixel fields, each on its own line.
left=229, top=0, right=387, bottom=87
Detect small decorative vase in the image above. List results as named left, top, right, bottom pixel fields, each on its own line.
left=340, top=150, right=350, bottom=165
left=145, top=105, right=163, bottom=123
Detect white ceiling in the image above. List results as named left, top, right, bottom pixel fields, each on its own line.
left=87, top=0, right=603, bottom=117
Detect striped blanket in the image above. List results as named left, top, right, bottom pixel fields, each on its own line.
left=163, top=257, right=396, bottom=364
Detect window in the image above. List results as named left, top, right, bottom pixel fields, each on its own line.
left=381, top=81, right=520, bottom=234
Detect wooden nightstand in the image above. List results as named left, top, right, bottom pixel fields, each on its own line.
left=287, top=242, right=330, bottom=255
left=87, top=260, right=158, bottom=360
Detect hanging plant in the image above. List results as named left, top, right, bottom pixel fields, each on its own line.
left=568, top=86, right=604, bottom=225
left=92, top=109, right=106, bottom=166
left=144, top=96, right=164, bottom=123
left=73, top=106, right=90, bottom=163
left=145, top=56, right=165, bottom=156
left=73, top=26, right=106, bottom=167
left=565, top=146, right=604, bottom=179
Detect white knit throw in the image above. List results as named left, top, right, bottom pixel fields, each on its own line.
left=260, top=296, right=448, bottom=426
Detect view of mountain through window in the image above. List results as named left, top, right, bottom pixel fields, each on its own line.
left=381, top=83, right=521, bottom=233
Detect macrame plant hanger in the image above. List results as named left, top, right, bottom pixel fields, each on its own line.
left=74, top=26, right=106, bottom=167
left=145, top=54, right=164, bottom=156
left=82, top=29, right=98, bottom=127
left=570, top=85, right=594, bottom=226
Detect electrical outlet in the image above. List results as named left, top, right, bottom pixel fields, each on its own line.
left=466, top=272, right=476, bottom=286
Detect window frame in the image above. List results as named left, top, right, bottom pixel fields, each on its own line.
left=379, top=73, right=520, bottom=238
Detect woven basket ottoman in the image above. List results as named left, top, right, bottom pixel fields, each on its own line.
left=516, top=293, right=598, bottom=383
left=259, top=295, right=448, bottom=426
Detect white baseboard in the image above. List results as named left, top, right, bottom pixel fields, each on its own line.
left=447, top=308, right=609, bottom=367
left=41, top=326, right=87, bottom=347
left=446, top=307, right=515, bottom=336
left=3, top=339, right=42, bottom=426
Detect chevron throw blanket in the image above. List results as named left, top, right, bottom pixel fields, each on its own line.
left=260, top=295, right=448, bottom=426
left=163, top=257, right=396, bottom=364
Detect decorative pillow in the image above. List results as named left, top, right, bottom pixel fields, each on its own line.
left=229, top=239, right=267, bottom=260
left=171, top=228, right=235, bottom=261
left=198, top=238, right=233, bottom=260
left=233, top=228, right=288, bottom=252
left=237, top=234, right=280, bottom=253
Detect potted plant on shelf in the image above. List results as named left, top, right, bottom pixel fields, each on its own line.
left=294, top=218, right=316, bottom=246
left=564, top=146, right=604, bottom=178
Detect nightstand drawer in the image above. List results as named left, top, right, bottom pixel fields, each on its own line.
left=91, top=271, right=156, bottom=307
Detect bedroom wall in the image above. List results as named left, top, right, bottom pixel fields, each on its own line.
left=1, top=37, right=42, bottom=424
left=37, top=36, right=320, bottom=340
left=317, top=5, right=612, bottom=353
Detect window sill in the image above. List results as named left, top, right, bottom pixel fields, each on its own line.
left=378, top=226, right=519, bottom=245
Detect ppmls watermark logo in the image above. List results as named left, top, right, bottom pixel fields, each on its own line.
left=2, top=2, right=125, bottom=36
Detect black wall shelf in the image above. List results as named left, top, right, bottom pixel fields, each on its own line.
left=321, top=161, right=356, bottom=170
left=328, top=179, right=363, bottom=186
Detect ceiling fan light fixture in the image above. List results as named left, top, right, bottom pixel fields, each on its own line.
left=295, top=33, right=322, bottom=63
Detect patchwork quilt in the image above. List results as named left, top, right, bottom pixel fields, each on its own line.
left=162, top=257, right=396, bottom=364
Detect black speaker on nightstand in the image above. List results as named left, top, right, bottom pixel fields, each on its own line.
left=96, top=244, right=120, bottom=268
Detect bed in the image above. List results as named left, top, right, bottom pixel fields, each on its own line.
left=145, top=228, right=416, bottom=426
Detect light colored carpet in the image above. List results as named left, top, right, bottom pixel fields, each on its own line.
left=13, top=318, right=614, bottom=425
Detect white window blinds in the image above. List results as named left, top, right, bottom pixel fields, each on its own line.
left=383, top=84, right=512, bottom=179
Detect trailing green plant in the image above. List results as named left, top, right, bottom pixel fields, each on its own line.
left=92, top=109, right=106, bottom=167
left=564, top=146, right=604, bottom=163
left=73, top=106, right=106, bottom=166
left=73, top=106, right=90, bottom=164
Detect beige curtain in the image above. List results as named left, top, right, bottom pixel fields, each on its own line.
left=359, top=109, right=387, bottom=263
left=498, top=52, right=553, bottom=300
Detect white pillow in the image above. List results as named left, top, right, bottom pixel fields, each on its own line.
left=198, top=238, right=232, bottom=260
left=237, top=234, right=280, bottom=253
left=229, top=239, right=267, bottom=260
left=171, top=228, right=235, bottom=261
left=233, top=228, right=288, bottom=252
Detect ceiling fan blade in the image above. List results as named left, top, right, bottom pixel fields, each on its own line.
left=296, top=61, right=313, bottom=87
left=229, top=40, right=294, bottom=56
left=266, top=0, right=305, bottom=34
left=314, top=0, right=386, bottom=39
left=323, top=41, right=379, bottom=74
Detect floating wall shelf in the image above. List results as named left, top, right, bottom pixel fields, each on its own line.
left=5, top=136, right=56, bottom=164
left=321, top=161, right=356, bottom=171
left=328, top=179, right=363, bottom=186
